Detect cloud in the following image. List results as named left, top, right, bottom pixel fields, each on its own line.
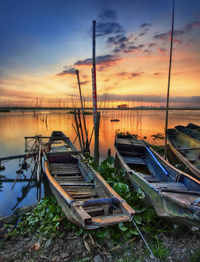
left=124, top=44, right=144, bottom=53
left=107, top=35, right=128, bottom=45
left=131, top=72, right=144, bottom=78
left=148, top=43, right=156, bottom=48
left=185, top=21, right=200, bottom=31
left=154, top=30, right=184, bottom=41
left=96, top=22, right=124, bottom=37
left=139, top=32, right=146, bottom=37
left=80, top=80, right=90, bottom=85
left=74, top=54, right=121, bottom=71
left=96, top=94, right=200, bottom=106
left=140, top=23, right=152, bottom=28
left=116, top=71, right=144, bottom=79
left=158, top=48, right=166, bottom=53
left=56, top=67, right=76, bottom=76
left=98, top=9, right=117, bottom=22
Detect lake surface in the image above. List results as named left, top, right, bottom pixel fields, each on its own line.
left=1, top=109, right=200, bottom=216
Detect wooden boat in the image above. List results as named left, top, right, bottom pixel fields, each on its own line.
left=43, top=131, right=134, bottom=229
left=167, top=128, right=200, bottom=179
left=114, top=133, right=200, bottom=227
left=175, top=124, right=200, bottom=142
left=110, top=119, right=120, bottom=122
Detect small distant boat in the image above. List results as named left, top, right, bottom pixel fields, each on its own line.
left=167, top=128, right=200, bottom=179
left=115, top=133, right=200, bottom=227
left=44, top=131, right=134, bottom=229
left=110, top=119, right=120, bottom=122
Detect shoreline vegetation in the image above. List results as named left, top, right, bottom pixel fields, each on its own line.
left=0, top=106, right=200, bottom=112
left=1, top=154, right=200, bottom=261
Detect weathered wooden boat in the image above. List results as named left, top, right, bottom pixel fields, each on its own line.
left=114, top=133, right=200, bottom=227
left=43, top=131, right=134, bottom=229
left=167, top=128, right=200, bottom=179
left=175, top=124, right=200, bottom=142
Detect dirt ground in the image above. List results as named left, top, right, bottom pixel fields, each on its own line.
left=1, top=210, right=200, bottom=262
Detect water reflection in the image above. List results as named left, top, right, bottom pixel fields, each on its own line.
left=0, top=109, right=200, bottom=216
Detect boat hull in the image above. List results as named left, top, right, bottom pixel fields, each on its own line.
left=167, top=128, right=200, bottom=179
left=115, top=134, right=200, bottom=228
left=44, top=131, right=135, bottom=229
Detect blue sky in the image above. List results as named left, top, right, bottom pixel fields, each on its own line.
left=0, top=0, right=200, bottom=107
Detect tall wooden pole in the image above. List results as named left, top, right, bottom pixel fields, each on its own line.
left=92, top=20, right=97, bottom=127
left=76, top=69, right=89, bottom=152
left=92, top=20, right=99, bottom=163
left=164, top=0, right=175, bottom=159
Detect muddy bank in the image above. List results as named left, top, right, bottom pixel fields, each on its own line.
left=0, top=206, right=200, bottom=262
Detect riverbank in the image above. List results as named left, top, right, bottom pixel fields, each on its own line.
left=0, top=203, right=200, bottom=262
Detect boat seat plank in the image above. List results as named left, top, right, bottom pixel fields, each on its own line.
left=50, top=163, right=79, bottom=169
left=59, top=182, right=94, bottom=186
left=52, top=170, right=81, bottom=175
left=142, top=175, right=161, bottom=182
left=123, top=156, right=145, bottom=165
left=85, top=206, right=104, bottom=217
left=55, top=177, right=84, bottom=182
left=92, top=214, right=130, bottom=226
left=151, top=182, right=187, bottom=190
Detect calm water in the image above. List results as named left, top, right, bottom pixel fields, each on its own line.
left=1, top=109, right=200, bottom=216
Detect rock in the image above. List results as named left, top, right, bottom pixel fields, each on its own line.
left=14, top=204, right=36, bottom=217
left=0, top=214, right=18, bottom=225
left=45, top=239, right=52, bottom=249
left=93, top=254, right=103, bottom=262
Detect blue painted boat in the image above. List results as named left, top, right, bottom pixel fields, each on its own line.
left=115, top=133, right=200, bottom=228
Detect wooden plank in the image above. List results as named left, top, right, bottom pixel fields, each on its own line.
left=69, top=192, right=97, bottom=198
left=50, top=163, right=78, bottom=168
left=59, top=182, right=94, bottom=186
left=161, top=189, right=200, bottom=195
left=47, top=150, right=83, bottom=156
left=55, top=177, right=83, bottom=182
left=52, top=170, right=81, bottom=175
left=179, top=147, right=200, bottom=151
left=123, top=156, right=145, bottom=165
left=92, top=214, right=130, bottom=226
left=151, top=182, right=187, bottom=190
left=85, top=206, right=104, bottom=217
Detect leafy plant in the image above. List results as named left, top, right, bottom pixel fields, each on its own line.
left=190, top=248, right=200, bottom=262
left=151, top=236, right=169, bottom=260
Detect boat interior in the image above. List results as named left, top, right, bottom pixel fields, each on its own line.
left=46, top=135, right=132, bottom=225
left=116, top=135, right=200, bottom=205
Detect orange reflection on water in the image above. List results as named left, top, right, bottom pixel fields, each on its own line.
left=0, top=110, right=200, bottom=159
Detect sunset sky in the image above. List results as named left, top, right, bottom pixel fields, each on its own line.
left=0, top=0, right=200, bottom=107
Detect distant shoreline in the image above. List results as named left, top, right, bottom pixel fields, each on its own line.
left=0, top=107, right=200, bottom=112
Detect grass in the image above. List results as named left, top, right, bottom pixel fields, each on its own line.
left=190, top=248, right=200, bottom=262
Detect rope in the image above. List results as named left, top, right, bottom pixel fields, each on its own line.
left=131, top=217, right=156, bottom=259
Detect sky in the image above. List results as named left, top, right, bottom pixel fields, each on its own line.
left=0, top=0, right=200, bottom=108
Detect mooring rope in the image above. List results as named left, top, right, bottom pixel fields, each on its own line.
left=131, top=217, right=156, bottom=259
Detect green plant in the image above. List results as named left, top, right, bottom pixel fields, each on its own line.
left=10, top=196, right=70, bottom=237
left=190, top=248, right=200, bottom=262
left=151, top=236, right=169, bottom=260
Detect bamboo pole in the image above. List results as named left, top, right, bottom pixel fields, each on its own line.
left=74, top=110, right=83, bottom=151
left=76, top=70, right=89, bottom=152
left=77, top=109, right=85, bottom=151
left=92, top=20, right=97, bottom=126
left=11, top=140, right=37, bottom=190
left=92, top=20, right=100, bottom=163
left=164, top=0, right=175, bottom=159
left=94, top=112, right=100, bottom=163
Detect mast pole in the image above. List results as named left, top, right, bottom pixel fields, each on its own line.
left=164, top=0, right=175, bottom=159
